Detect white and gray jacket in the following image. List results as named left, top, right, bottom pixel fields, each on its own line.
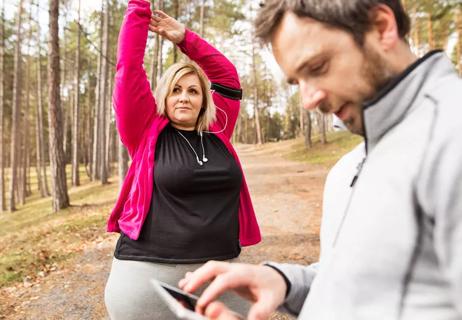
left=270, top=51, right=462, bottom=319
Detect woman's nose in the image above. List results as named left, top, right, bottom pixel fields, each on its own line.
left=179, top=91, right=190, bottom=102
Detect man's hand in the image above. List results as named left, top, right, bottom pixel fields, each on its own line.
left=149, top=10, right=185, bottom=44
left=179, top=261, right=287, bottom=320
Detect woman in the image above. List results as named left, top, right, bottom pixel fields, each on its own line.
left=104, top=0, right=261, bottom=319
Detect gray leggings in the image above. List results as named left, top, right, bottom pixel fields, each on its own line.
left=104, top=258, right=249, bottom=320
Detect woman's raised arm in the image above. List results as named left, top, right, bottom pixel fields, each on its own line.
left=150, top=10, right=241, bottom=139
left=113, top=0, right=156, bottom=156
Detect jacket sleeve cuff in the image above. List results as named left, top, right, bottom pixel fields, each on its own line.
left=177, top=28, right=195, bottom=53
left=264, top=261, right=319, bottom=316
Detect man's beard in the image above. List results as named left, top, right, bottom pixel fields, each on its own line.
left=360, top=45, right=395, bottom=102
left=318, top=46, right=395, bottom=135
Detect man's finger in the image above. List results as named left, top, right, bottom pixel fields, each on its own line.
left=178, top=272, right=193, bottom=288
left=205, top=301, right=240, bottom=320
left=247, top=302, right=274, bottom=320
left=182, top=261, right=230, bottom=292
left=196, top=267, right=257, bottom=315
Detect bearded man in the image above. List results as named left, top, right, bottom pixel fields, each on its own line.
left=178, top=1, right=462, bottom=319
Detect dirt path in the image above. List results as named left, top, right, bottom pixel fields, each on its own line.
left=1, top=141, right=328, bottom=319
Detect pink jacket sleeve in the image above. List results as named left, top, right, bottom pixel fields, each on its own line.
left=113, top=0, right=155, bottom=157
left=177, top=30, right=241, bottom=140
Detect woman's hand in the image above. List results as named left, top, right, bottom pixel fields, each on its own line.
left=149, top=10, right=186, bottom=44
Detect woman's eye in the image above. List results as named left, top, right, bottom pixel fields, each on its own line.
left=189, top=89, right=198, bottom=94
left=172, top=87, right=181, bottom=93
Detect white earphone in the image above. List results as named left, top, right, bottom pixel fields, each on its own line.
left=202, top=90, right=229, bottom=135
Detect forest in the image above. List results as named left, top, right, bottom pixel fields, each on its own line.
left=0, top=0, right=461, bottom=213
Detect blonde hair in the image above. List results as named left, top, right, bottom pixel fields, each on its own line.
left=154, top=61, right=216, bottom=132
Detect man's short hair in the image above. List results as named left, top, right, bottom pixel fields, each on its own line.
left=255, top=0, right=410, bottom=45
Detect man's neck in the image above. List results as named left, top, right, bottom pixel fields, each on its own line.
left=388, top=42, right=418, bottom=75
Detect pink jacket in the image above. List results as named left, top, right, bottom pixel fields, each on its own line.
left=107, top=0, right=261, bottom=246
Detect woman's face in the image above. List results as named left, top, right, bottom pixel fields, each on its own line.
left=166, top=73, right=204, bottom=131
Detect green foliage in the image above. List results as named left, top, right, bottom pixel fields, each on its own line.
left=405, top=0, right=459, bottom=51
left=283, top=91, right=301, bottom=139
left=287, top=131, right=363, bottom=167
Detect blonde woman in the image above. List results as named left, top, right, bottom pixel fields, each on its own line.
left=104, top=0, right=261, bottom=319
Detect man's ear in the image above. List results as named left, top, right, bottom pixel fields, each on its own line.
left=368, top=4, right=400, bottom=51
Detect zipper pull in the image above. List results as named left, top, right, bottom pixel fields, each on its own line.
left=350, top=157, right=366, bottom=187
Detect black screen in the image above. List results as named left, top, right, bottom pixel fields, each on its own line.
left=163, top=285, right=198, bottom=311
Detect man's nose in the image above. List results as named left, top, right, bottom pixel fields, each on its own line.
left=300, top=82, right=326, bottom=111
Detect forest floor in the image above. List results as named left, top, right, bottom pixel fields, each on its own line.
left=0, top=132, right=361, bottom=319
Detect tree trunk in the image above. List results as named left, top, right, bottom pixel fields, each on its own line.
left=304, top=110, right=312, bottom=148
left=251, top=42, right=262, bottom=145
left=317, top=111, right=327, bottom=144
left=19, top=61, right=30, bottom=204
left=299, top=96, right=304, bottom=136
left=92, top=2, right=104, bottom=181
left=47, top=0, right=70, bottom=212
left=85, top=85, right=92, bottom=178
left=427, top=14, right=434, bottom=49
left=61, top=28, right=68, bottom=159
left=19, top=109, right=28, bottom=204
left=9, top=0, right=24, bottom=212
left=63, top=98, right=70, bottom=162
left=156, top=0, right=164, bottom=80
left=72, top=0, right=81, bottom=187
left=244, top=114, right=248, bottom=143
left=199, top=0, right=205, bottom=36
left=149, top=1, right=162, bottom=89
left=149, top=34, right=159, bottom=89
left=99, top=0, right=110, bottom=184
left=118, top=140, right=128, bottom=189
left=35, top=8, right=50, bottom=197
left=172, top=0, right=180, bottom=63
left=457, top=9, right=462, bottom=74
left=0, top=0, right=5, bottom=211
left=26, top=149, right=31, bottom=196
left=105, top=74, right=113, bottom=177
left=233, top=112, right=241, bottom=144
left=35, top=71, right=47, bottom=197
left=19, top=5, right=34, bottom=204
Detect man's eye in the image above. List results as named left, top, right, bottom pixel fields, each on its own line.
left=310, top=62, right=327, bottom=75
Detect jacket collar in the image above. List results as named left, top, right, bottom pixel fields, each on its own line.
left=361, top=50, right=450, bottom=152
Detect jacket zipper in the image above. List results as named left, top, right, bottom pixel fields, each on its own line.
left=332, top=156, right=367, bottom=247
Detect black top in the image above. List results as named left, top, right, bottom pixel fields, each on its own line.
left=115, top=124, right=242, bottom=263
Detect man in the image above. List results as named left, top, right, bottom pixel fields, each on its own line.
left=179, top=1, right=462, bottom=319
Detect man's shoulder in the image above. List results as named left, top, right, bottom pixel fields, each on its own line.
left=414, top=67, right=462, bottom=142
left=332, top=142, right=365, bottom=171
left=426, top=69, right=462, bottom=114
left=326, top=141, right=365, bottom=185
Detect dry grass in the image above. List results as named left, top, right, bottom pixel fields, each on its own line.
left=0, top=167, right=119, bottom=288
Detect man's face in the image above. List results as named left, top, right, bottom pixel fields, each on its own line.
left=271, top=12, right=393, bottom=135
